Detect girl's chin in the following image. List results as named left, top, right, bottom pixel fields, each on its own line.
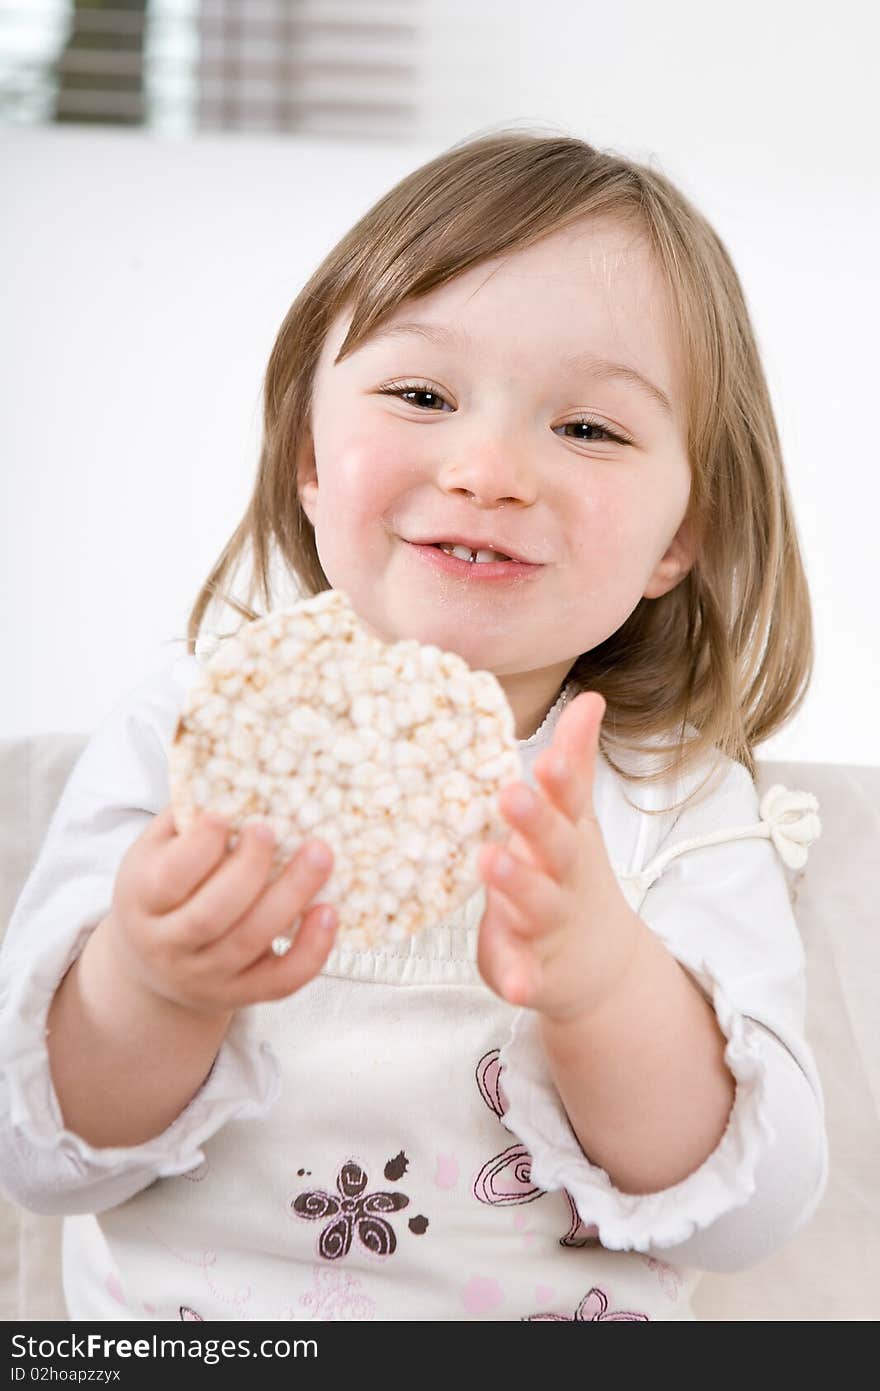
left=346, top=611, right=491, bottom=660
left=326, top=579, right=519, bottom=661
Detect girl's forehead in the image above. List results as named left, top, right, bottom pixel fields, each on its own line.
left=463, top=226, right=657, bottom=327
left=500, top=216, right=654, bottom=280
left=324, top=218, right=682, bottom=406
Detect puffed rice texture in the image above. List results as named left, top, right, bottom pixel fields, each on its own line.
left=169, top=589, right=523, bottom=948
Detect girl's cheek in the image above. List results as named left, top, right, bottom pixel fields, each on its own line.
left=568, top=488, right=668, bottom=613
left=310, top=436, right=420, bottom=586
left=324, top=433, right=416, bottom=510
left=585, top=474, right=672, bottom=551
left=569, top=484, right=633, bottom=557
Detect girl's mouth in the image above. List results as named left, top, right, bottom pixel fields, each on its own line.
left=406, top=541, right=542, bottom=581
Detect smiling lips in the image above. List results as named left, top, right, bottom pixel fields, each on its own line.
left=406, top=540, right=541, bottom=581
left=409, top=532, right=536, bottom=564
left=435, top=543, right=512, bottom=564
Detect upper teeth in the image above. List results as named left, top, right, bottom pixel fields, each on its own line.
left=438, top=544, right=511, bottom=563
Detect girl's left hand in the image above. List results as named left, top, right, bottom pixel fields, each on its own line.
left=476, top=691, right=642, bottom=1024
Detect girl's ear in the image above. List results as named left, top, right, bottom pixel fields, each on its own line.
left=297, top=445, right=319, bottom=526
left=643, top=516, right=697, bottom=600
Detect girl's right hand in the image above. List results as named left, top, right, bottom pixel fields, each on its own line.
left=104, top=807, right=338, bottom=1017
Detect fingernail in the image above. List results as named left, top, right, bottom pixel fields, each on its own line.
left=508, top=787, right=535, bottom=817
left=306, top=842, right=332, bottom=870
left=200, top=812, right=227, bottom=832
left=318, top=907, right=336, bottom=931
left=253, top=822, right=276, bottom=845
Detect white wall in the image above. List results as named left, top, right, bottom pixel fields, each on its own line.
left=2, top=0, right=878, bottom=765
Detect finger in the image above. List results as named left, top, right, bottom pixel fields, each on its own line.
left=478, top=844, right=531, bottom=927
left=140, top=809, right=233, bottom=914
left=480, top=842, right=564, bottom=937
left=535, top=691, right=605, bottom=824
left=495, top=781, right=580, bottom=885
left=164, top=821, right=284, bottom=949
left=229, top=900, right=339, bottom=1006
left=477, top=895, right=539, bottom=1009
left=144, top=805, right=180, bottom=842
left=205, top=839, right=335, bottom=974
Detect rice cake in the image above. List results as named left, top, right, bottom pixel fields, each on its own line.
left=169, top=589, right=522, bottom=948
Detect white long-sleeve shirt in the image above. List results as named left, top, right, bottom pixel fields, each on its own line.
left=0, top=657, right=827, bottom=1321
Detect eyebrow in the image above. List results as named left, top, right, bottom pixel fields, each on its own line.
left=366, top=320, right=673, bottom=417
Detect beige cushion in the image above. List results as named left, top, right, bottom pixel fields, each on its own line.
left=0, top=735, right=84, bottom=1322
left=1, top=737, right=878, bottom=1321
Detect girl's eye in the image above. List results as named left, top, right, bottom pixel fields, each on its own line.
left=378, top=383, right=630, bottom=446
left=558, top=417, right=629, bottom=446
left=378, top=382, right=452, bottom=411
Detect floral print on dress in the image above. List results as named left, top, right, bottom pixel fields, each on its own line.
left=289, top=1160, right=409, bottom=1260
left=473, top=1050, right=600, bottom=1247
left=474, top=1141, right=542, bottom=1206
left=640, top=1255, right=683, bottom=1301
left=146, top=1224, right=254, bottom=1319
left=299, top=1268, right=376, bottom=1321
left=525, top=1287, right=649, bottom=1321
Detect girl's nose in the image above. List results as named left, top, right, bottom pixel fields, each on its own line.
left=435, top=433, right=538, bottom=507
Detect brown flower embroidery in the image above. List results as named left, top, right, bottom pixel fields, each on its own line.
left=525, top=1287, right=649, bottom=1321
left=290, top=1160, right=409, bottom=1261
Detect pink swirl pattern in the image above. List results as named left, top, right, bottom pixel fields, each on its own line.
left=473, top=1050, right=599, bottom=1246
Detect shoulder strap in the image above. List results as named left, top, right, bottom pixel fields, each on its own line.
left=614, top=784, right=822, bottom=905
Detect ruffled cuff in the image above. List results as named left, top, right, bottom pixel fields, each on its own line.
left=0, top=923, right=280, bottom=1180
left=498, top=955, right=775, bottom=1254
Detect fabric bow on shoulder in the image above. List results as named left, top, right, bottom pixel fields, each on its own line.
left=757, top=785, right=822, bottom=870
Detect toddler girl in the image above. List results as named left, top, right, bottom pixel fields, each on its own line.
left=0, top=130, right=827, bottom=1322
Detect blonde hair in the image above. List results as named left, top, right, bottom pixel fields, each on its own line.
left=186, top=129, right=813, bottom=803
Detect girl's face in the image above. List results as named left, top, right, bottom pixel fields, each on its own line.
left=299, top=216, right=695, bottom=738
